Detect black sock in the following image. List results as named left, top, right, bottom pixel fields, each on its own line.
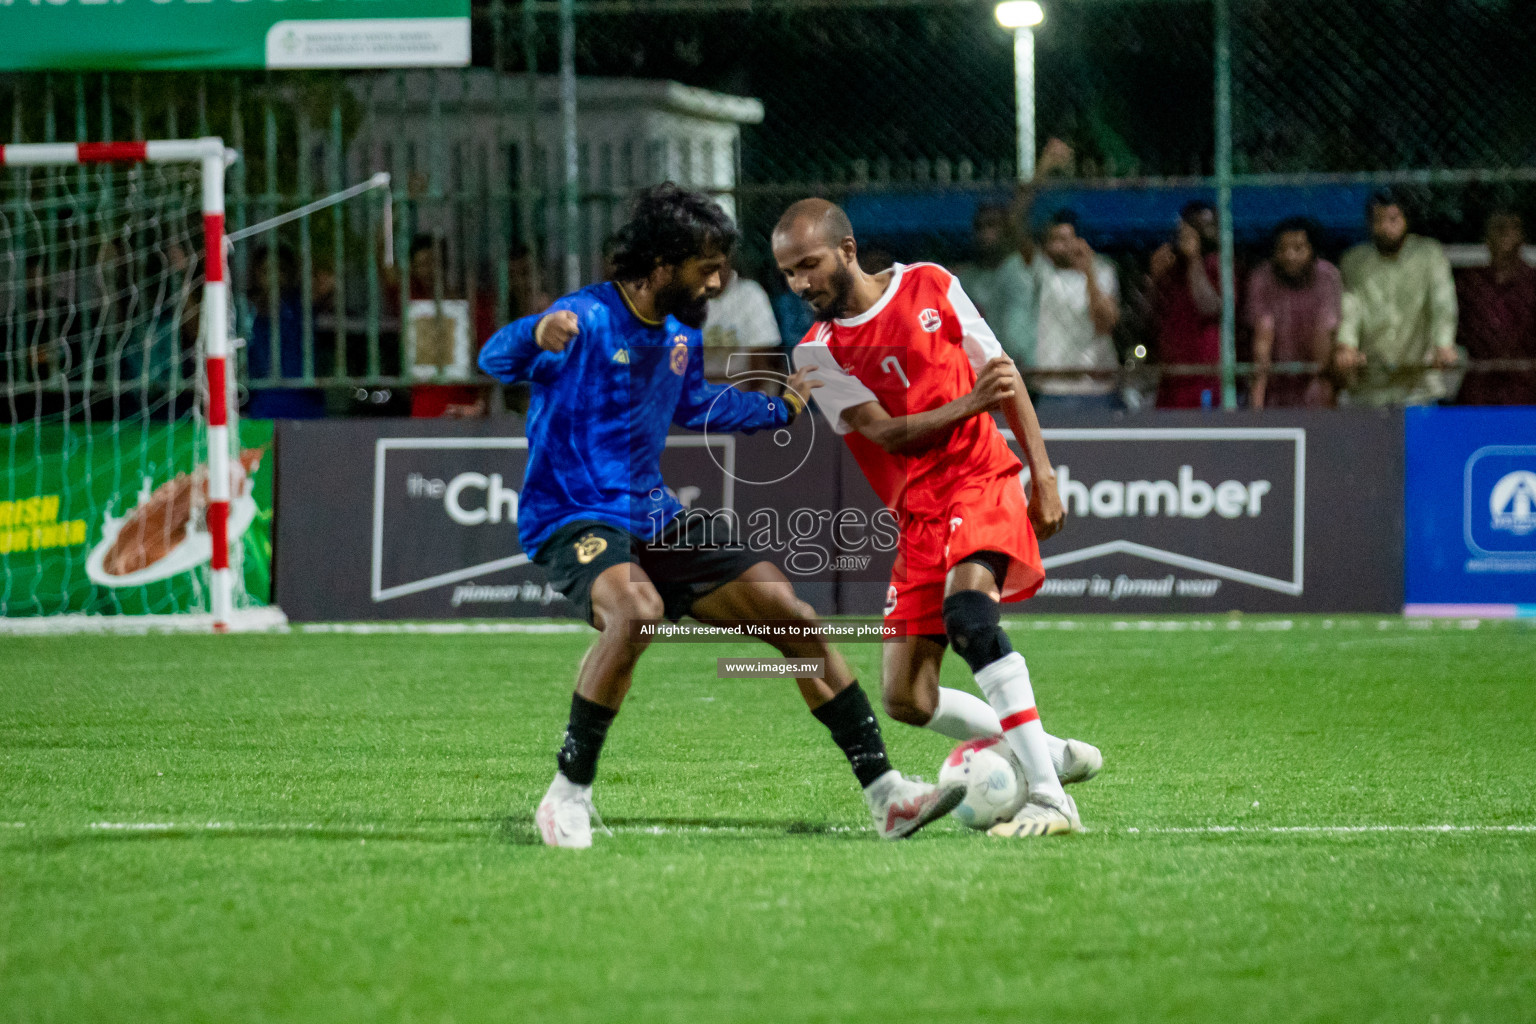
left=811, top=682, right=893, bottom=789
left=556, top=692, right=618, bottom=786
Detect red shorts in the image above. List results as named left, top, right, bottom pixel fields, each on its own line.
left=883, top=472, right=1046, bottom=636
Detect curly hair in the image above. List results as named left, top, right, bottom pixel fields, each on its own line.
left=608, top=183, right=738, bottom=280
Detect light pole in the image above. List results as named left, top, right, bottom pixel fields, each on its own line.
left=995, top=1, right=1044, bottom=180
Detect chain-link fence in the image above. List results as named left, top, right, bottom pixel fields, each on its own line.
left=3, top=0, right=1533, bottom=415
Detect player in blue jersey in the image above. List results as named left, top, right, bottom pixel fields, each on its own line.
left=479, top=184, right=962, bottom=848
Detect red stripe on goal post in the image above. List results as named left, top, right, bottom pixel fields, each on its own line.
left=203, top=213, right=224, bottom=283
left=207, top=501, right=230, bottom=572
left=207, top=357, right=228, bottom=427
left=999, top=707, right=1040, bottom=731
left=77, top=141, right=149, bottom=164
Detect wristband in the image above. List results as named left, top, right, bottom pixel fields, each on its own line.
left=781, top=389, right=806, bottom=420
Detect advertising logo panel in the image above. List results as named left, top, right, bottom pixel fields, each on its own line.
left=1406, top=408, right=1536, bottom=614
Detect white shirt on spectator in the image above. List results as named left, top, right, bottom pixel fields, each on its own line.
left=705, top=275, right=781, bottom=349
left=1031, top=253, right=1120, bottom=396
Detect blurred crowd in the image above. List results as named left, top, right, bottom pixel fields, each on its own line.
left=6, top=141, right=1533, bottom=424
left=351, top=165, right=1534, bottom=422
left=933, top=141, right=1535, bottom=412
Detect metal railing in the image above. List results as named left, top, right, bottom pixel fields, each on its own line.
left=2, top=0, right=1532, bottom=410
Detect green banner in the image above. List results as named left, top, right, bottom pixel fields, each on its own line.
left=1, top=421, right=274, bottom=617
left=1, top=0, right=469, bottom=71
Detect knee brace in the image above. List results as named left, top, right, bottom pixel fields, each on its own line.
left=941, top=590, right=1013, bottom=673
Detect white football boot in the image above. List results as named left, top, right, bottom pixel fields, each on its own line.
left=997, top=738, right=1103, bottom=786
left=865, top=770, right=967, bottom=840
left=535, top=772, right=603, bottom=849
left=1058, top=739, right=1103, bottom=786
left=988, top=789, right=1081, bottom=838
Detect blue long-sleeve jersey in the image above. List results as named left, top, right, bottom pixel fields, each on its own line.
left=479, top=281, right=796, bottom=558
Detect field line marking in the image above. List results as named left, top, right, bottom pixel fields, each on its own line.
left=296, top=622, right=589, bottom=635
left=12, top=820, right=1528, bottom=838
left=1126, top=825, right=1536, bottom=835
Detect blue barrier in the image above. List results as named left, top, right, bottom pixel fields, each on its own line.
left=843, top=182, right=1378, bottom=248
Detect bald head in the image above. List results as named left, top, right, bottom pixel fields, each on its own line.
left=774, top=198, right=854, bottom=249
left=773, top=198, right=865, bottom=322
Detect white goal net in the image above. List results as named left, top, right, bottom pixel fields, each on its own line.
left=0, top=139, right=276, bottom=632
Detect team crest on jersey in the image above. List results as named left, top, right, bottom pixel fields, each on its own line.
left=670, top=341, right=689, bottom=375
left=574, top=535, right=608, bottom=564
left=918, top=308, right=942, bottom=333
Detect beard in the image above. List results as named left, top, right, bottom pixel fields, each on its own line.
left=810, top=258, right=856, bottom=322
left=975, top=241, right=1009, bottom=267
left=1374, top=233, right=1407, bottom=256
left=1275, top=260, right=1315, bottom=289
left=654, top=278, right=710, bottom=329
left=673, top=295, right=709, bottom=329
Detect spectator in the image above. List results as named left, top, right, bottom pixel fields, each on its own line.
left=702, top=257, right=784, bottom=390
left=1031, top=209, right=1121, bottom=412
left=601, top=234, right=620, bottom=281
left=858, top=245, right=895, bottom=275
left=244, top=243, right=326, bottom=419
left=770, top=278, right=814, bottom=351
left=957, top=202, right=1039, bottom=369
left=469, top=241, right=553, bottom=417
left=1335, top=190, right=1459, bottom=406
left=472, top=241, right=553, bottom=344
left=1245, top=217, right=1342, bottom=408
left=1455, top=209, right=1536, bottom=406
left=393, top=234, right=486, bottom=418
left=1150, top=200, right=1225, bottom=408
left=956, top=137, right=1074, bottom=370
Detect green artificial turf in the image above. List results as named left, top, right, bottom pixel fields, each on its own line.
left=2, top=617, right=1533, bottom=1023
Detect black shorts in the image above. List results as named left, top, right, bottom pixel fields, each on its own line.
left=532, top=515, right=766, bottom=626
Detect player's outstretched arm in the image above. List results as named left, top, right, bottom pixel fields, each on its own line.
left=671, top=337, right=810, bottom=433
left=841, top=357, right=1015, bottom=456
left=478, top=306, right=580, bottom=384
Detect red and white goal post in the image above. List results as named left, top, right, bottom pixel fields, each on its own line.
left=0, top=138, right=272, bottom=634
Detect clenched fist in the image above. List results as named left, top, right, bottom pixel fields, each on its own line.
left=968, top=357, right=1019, bottom=413
left=1029, top=474, right=1066, bottom=541
left=535, top=310, right=580, bottom=352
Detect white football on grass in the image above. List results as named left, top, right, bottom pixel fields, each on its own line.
left=938, top=736, right=1027, bottom=829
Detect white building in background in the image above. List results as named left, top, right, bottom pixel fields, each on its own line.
left=338, top=69, right=764, bottom=287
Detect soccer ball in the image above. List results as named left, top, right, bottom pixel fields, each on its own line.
left=938, top=736, right=1027, bottom=829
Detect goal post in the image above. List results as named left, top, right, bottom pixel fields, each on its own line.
left=1, top=138, right=277, bottom=633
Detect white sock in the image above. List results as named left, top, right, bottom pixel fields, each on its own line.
left=546, top=772, right=590, bottom=801
left=1045, top=734, right=1068, bottom=776
left=973, top=652, right=1067, bottom=804
left=927, top=687, right=1071, bottom=776
left=926, top=687, right=1002, bottom=740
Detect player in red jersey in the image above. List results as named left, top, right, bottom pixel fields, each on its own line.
left=773, top=199, right=1101, bottom=837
